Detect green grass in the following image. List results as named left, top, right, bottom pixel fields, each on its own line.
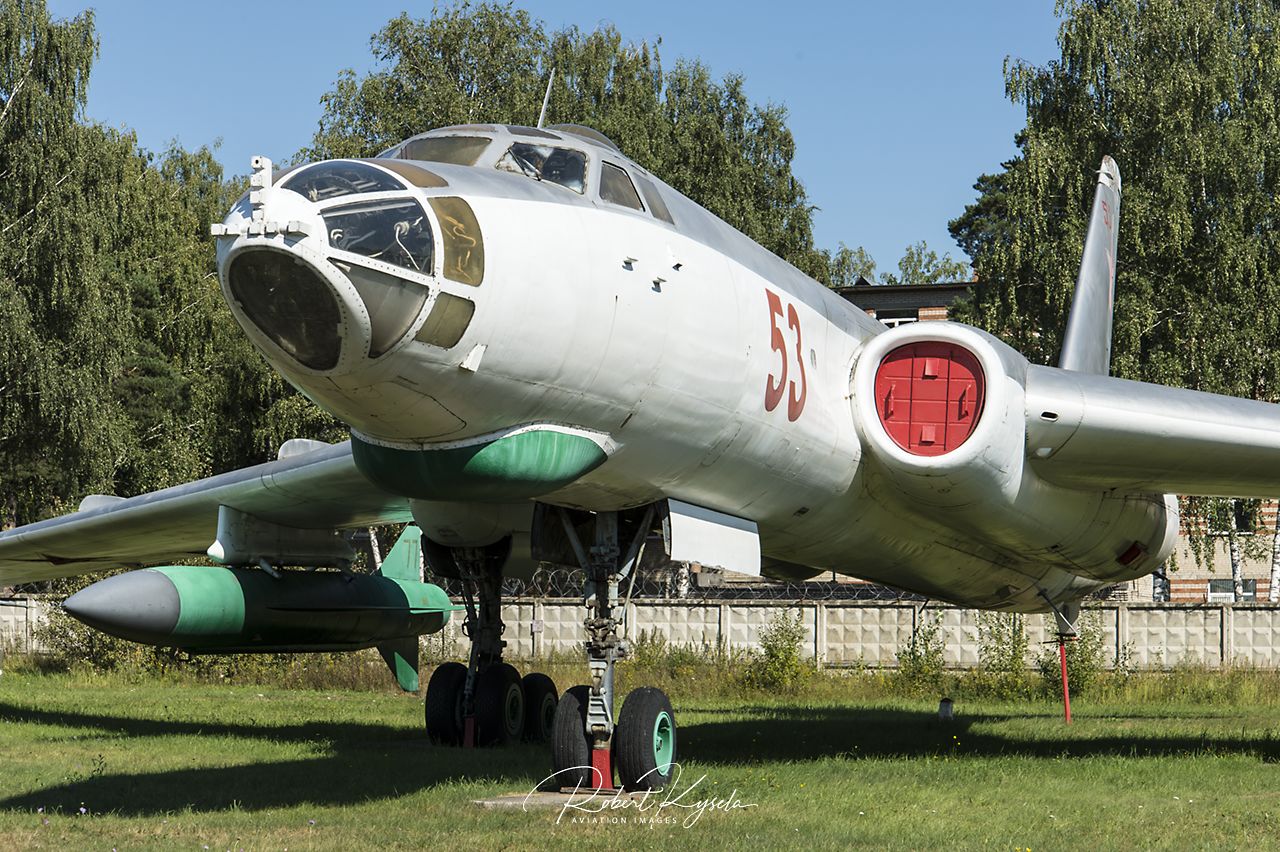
left=3, top=670, right=1280, bottom=850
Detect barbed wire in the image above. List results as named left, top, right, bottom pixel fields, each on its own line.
left=429, top=561, right=927, bottom=602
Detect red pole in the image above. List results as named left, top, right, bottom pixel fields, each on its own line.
left=1058, top=635, right=1072, bottom=725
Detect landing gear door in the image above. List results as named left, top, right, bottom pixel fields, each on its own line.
left=662, top=499, right=760, bottom=577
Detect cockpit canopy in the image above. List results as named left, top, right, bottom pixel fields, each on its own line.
left=377, top=124, right=674, bottom=225
left=496, top=142, right=586, bottom=193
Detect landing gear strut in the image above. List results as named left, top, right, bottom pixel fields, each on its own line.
left=550, top=506, right=676, bottom=791
left=423, top=540, right=557, bottom=746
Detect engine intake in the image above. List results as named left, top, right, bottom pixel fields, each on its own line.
left=874, top=341, right=986, bottom=456
left=852, top=322, right=1177, bottom=585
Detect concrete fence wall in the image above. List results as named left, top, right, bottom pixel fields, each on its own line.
left=0, top=598, right=49, bottom=658
left=7, top=597, right=1280, bottom=669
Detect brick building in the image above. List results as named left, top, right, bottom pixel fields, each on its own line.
left=836, top=276, right=972, bottom=325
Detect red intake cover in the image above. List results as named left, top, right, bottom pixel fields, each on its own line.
left=873, top=342, right=986, bottom=456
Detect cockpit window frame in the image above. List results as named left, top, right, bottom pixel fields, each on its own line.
left=598, top=161, right=646, bottom=214
left=495, top=141, right=589, bottom=195
left=633, top=173, right=676, bottom=226
left=279, top=160, right=408, bottom=204
left=390, top=135, right=495, bottom=167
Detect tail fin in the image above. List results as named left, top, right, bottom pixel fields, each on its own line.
left=1059, top=156, right=1122, bottom=375
left=377, top=524, right=423, bottom=582
left=377, top=637, right=420, bottom=692
left=376, top=525, right=424, bottom=692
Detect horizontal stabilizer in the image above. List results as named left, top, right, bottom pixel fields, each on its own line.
left=1059, top=157, right=1121, bottom=375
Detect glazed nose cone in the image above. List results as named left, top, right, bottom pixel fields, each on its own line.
left=63, top=570, right=181, bottom=644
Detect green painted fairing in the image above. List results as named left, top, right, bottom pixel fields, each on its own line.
left=390, top=578, right=457, bottom=620
left=352, top=429, right=607, bottom=501
left=153, top=565, right=246, bottom=636
left=151, top=566, right=453, bottom=652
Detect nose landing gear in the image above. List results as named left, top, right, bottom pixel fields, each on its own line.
left=548, top=506, right=677, bottom=791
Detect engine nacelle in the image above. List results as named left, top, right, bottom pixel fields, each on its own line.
left=851, top=322, right=1177, bottom=584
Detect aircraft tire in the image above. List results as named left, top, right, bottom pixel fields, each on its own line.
left=550, top=685, right=594, bottom=788
left=521, top=672, right=559, bottom=742
left=424, top=661, right=467, bottom=745
left=475, top=663, right=524, bottom=746
left=614, top=687, right=677, bottom=791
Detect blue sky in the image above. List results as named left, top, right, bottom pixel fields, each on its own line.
left=48, top=1, right=1061, bottom=276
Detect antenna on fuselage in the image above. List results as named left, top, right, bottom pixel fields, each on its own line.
left=537, top=69, right=555, bottom=129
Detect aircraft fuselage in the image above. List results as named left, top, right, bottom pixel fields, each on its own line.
left=213, top=125, right=1171, bottom=611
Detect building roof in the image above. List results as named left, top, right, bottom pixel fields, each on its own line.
left=835, top=277, right=973, bottom=312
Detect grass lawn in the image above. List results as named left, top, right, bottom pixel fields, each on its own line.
left=1, top=670, right=1280, bottom=850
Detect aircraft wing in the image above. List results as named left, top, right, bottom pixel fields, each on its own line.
left=1026, top=365, right=1280, bottom=498
left=0, top=441, right=413, bottom=585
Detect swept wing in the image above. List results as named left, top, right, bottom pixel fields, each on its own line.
left=0, top=441, right=411, bottom=584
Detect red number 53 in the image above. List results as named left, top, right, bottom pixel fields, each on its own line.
left=764, top=289, right=807, bottom=421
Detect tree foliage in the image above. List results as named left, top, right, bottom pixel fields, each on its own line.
left=823, top=240, right=969, bottom=288
left=825, top=243, right=878, bottom=287
left=880, top=240, right=971, bottom=286
left=0, top=1, right=319, bottom=529
left=952, top=0, right=1280, bottom=397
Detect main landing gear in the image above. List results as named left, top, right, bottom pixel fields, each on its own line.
left=548, top=506, right=677, bottom=791
left=423, top=541, right=558, bottom=746
left=421, top=507, right=678, bottom=792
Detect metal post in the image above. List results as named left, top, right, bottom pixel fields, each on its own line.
left=1058, top=635, right=1073, bottom=725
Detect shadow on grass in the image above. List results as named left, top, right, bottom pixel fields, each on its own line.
left=2, top=700, right=1279, bottom=815
left=0, top=700, right=549, bottom=816
left=682, top=704, right=1280, bottom=765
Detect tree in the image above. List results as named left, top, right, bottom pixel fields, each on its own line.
left=824, top=243, right=877, bottom=288
left=949, top=0, right=1280, bottom=569
left=880, top=240, right=970, bottom=286
left=0, top=1, right=330, bottom=529
left=307, top=2, right=829, bottom=281
left=0, top=0, right=122, bottom=526
left=951, top=0, right=1280, bottom=394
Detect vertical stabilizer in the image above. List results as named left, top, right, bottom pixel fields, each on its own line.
left=375, top=524, right=423, bottom=692
left=377, top=524, right=422, bottom=582
left=1059, top=156, right=1122, bottom=375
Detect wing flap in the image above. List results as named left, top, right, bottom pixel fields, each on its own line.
left=0, top=441, right=412, bottom=584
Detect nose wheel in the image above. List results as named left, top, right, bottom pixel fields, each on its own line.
left=551, top=683, right=677, bottom=791
left=547, top=505, right=679, bottom=791
left=614, top=687, right=677, bottom=790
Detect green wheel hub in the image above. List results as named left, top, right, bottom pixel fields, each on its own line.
left=505, top=684, right=523, bottom=731
left=652, top=710, right=674, bottom=770
left=614, top=686, right=676, bottom=790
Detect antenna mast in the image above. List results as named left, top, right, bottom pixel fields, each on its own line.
left=537, top=69, right=555, bottom=129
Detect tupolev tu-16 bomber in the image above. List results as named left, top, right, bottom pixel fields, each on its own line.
left=9, top=1, right=1280, bottom=847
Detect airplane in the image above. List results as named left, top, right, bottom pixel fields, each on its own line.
left=3, top=117, right=1280, bottom=792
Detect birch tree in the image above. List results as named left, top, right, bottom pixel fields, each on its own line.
left=950, top=0, right=1280, bottom=579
